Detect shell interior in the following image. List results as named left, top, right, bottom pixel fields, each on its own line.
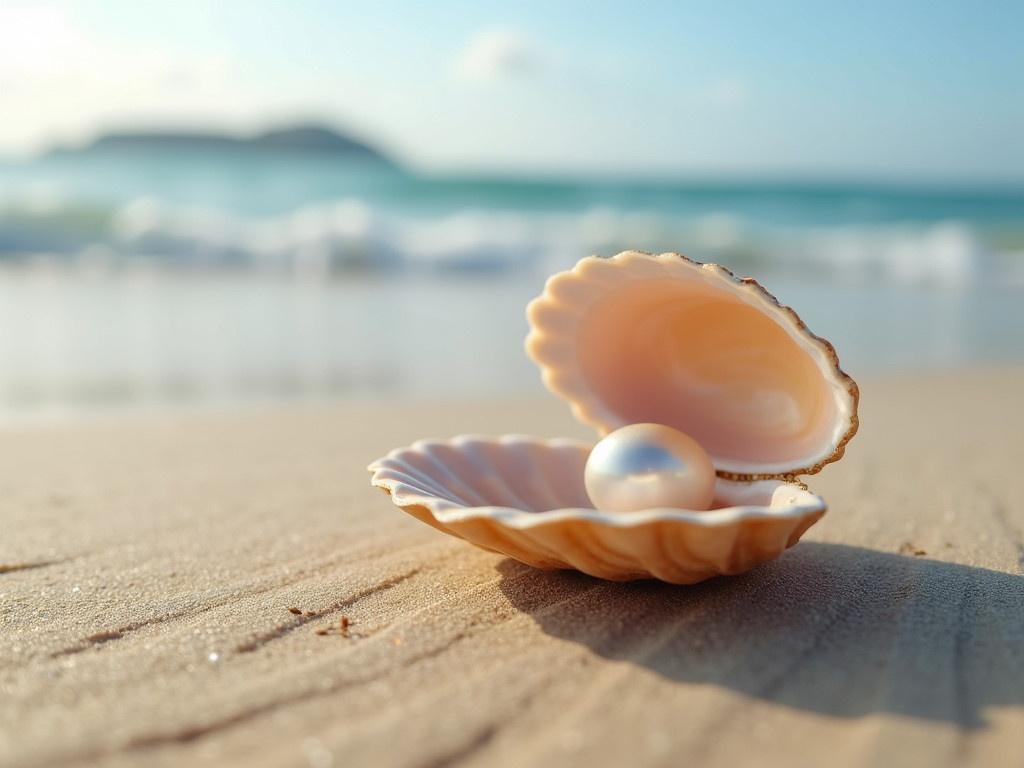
left=526, top=251, right=859, bottom=477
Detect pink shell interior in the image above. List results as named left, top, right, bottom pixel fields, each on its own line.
left=576, top=277, right=839, bottom=468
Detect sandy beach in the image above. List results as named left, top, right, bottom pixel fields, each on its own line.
left=2, top=368, right=1023, bottom=768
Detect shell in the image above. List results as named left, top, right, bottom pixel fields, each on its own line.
left=526, top=251, right=859, bottom=478
left=369, top=251, right=859, bottom=583
left=368, top=435, right=826, bottom=584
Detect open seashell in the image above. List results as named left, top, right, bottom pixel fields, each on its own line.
left=369, top=251, right=859, bottom=583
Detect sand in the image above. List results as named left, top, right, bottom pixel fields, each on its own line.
left=2, top=369, right=1023, bottom=768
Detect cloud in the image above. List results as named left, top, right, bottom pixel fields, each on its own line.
left=0, top=4, right=91, bottom=75
left=454, top=28, right=540, bottom=83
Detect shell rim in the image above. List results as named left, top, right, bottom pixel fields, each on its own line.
left=367, top=434, right=828, bottom=531
left=524, top=250, right=861, bottom=479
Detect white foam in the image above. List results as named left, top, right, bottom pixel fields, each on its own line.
left=0, top=195, right=1011, bottom=288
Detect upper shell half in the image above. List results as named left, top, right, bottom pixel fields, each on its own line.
left=526, top=251, right=859, bottom=478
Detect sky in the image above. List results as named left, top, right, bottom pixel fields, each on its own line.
left=1, top=0, right=1022, bottom=182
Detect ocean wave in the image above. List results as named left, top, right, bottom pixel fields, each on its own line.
left=0, top=195, right=1014, bottom=287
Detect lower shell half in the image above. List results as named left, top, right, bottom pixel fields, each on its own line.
left=368, top=435, right=826, bottom=584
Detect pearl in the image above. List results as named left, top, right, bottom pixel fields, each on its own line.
left=585, top=423, right=716, bottom=512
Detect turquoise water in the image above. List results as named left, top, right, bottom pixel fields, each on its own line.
left=5, top=151, right=1024, bottom=223
left=3, top=151, right=1023, bottom=278
left=1, top=150, right=1022, bottom=419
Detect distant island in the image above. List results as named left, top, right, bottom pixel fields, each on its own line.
left=48, top=124, right=396, bottom=166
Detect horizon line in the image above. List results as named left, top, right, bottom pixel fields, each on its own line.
left=0, top=120, right=1022, bottom=193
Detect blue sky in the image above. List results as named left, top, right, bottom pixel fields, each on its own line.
left=1, top=1, right=1021, bottom=181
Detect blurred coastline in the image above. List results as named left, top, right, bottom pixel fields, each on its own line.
left=2, top=138, right=1023, bottom=422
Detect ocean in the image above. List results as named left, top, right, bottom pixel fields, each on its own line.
left=1, top=149, right=1022, bottom=421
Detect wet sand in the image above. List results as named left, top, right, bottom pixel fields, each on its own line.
left=2, top=369, right=1023, bottom=767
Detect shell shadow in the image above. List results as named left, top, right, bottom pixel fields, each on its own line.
left=496, top=542, right=1024, bottom=728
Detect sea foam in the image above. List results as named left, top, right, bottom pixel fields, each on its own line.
left=0, top=194, right=1010, bottom=288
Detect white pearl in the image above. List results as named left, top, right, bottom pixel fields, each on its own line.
left=585, top=423, right=716, bottom=512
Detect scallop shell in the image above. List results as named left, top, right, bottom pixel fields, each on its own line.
left=368, top=436, right=826, bottom=583
left=369, top=251, right=859, bottom=583
left=527, top=251, right=859, bottom=478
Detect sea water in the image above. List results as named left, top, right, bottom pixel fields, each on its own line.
left=1, top=150, right=1022, bottom=419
